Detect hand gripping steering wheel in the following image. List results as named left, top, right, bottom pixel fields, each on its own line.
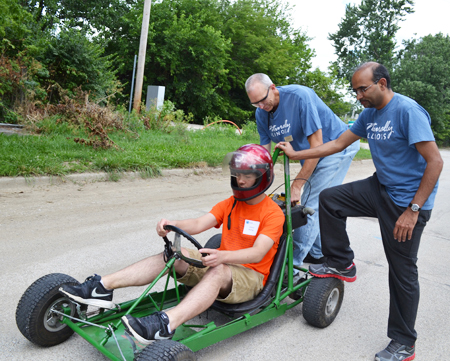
left=163, top=225, right=208, bottom=268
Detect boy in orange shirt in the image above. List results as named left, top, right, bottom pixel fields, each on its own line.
left=60, top=144, right=285, bottom=345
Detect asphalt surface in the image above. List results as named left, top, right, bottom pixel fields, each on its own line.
left=1, top=151, right=449, bottom=361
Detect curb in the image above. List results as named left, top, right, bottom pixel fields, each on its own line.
left=0, top=167, right=223, bottom=190
left=0, top=161, right=373, bottom=190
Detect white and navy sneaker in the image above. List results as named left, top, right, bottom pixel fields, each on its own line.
left=309, top=262, right=357, bottom=282
left=375, top=340, right=415, bottom=361
left=59, top=274, right=114, bottom=308
left=121, top=311, right=174, bottom=345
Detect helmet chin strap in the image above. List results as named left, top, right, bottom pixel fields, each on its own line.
left=227, top=198, right=238, bottom=230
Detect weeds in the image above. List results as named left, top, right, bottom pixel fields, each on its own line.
left=0, top=89, right=371, bottom=178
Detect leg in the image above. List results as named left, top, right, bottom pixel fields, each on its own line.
left=293, top=142, right=359, bottom=266
left=376, top=186, right=431, bottom=346
left=319, top=175, right=380, bottom=268
left=122, top=262, right=264, bottom=344
left=166, top=264, right=232, bottom=329
left=102, top=249, right=190, bottom=289
left=60, top=248, right=191, bottom=308
left=122, top=263, right=234, bottom=345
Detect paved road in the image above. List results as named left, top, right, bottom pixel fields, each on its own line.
left=1, top=151, right=449, bottom=360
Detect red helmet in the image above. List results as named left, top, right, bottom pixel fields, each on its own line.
left=224, top=144, right=274, bottom=201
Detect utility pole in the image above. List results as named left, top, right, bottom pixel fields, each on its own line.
left=132, top=0, right=152, bottom=112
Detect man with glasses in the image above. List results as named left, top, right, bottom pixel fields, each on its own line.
left=276, top=62, right=443, bottom=361
left=245, top=73, right=360, bottom=274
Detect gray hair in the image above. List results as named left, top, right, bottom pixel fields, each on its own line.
left=245, top=73, right=273, bottom=92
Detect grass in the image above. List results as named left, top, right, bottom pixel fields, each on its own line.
left=0, top=119, right=372, bottom=178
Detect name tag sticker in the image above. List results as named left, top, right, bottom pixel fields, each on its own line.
left=243, top=220, right=260, bottom=236
left=284, top=135, right=293, bottom=142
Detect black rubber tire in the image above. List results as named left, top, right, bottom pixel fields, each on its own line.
left=16, top=273, right=81, bottom=346
left=302, top=277, right=344, bottom=328
left=136, top=340, right=196, bottom=361
left=204, top=233, right=221, bottom=249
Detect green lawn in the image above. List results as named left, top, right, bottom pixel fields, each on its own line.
left=0, top=121, right=371, bottom=177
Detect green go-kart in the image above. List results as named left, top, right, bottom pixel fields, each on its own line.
left=15, top=150, right=345, bottom=360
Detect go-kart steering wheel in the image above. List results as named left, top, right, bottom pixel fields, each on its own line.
left=163, top=225, right=208, bottom=268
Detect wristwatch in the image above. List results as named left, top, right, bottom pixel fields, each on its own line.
left=408, top=203, right=421, bottom=212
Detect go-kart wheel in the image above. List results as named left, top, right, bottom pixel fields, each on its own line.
left=163, top=225, right=207, bottom=268
left=204, top=233, right=221, bottom=249
left=302, top=277, right=344, bottom=328
left=16, top=273, right=82, bottom=346
left=136, top=340, right=196, bottom=361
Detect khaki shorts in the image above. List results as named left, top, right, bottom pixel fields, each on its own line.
left=176, top=249, right=264, bottom=304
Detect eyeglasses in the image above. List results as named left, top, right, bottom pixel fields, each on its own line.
left=251, top=87, right=270, bottom=107
left=352, top=79, right=379, bottom=96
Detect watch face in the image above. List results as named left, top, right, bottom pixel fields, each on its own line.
left=411, top=204, right=420, bottom=212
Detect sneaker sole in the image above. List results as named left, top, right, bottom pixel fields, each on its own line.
left=309, top=271, right=357, bottom=283
left=121, top=316, right=154, bottom=346
left=375, top=353, right=415, bottom=361
left=59, top=288, right=115, bottom=309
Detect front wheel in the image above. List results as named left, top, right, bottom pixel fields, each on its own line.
left=302, top=277, right=344, bottom=328
left=136, top=340, right=196, bottom=361
left=16, top=273, right=81, bottom=346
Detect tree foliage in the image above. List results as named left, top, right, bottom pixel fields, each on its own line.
left=329, top=0, right=414, bottom=82
left=20, top=0, right=137, bottom=33
left=101, top=0, right=319, bottom=122
left=36, top=28, right=120, bottom=102
left=1, top=0, right=352, bottom=125
left=392, top=33, right=450, bottom=144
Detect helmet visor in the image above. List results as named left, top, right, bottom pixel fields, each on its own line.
left=222, top=150, right=269, bottom=178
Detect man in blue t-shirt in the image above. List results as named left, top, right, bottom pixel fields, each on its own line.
left=245, top=73, right=360, bottom=273
left=276, top=62, right=443, bottom=361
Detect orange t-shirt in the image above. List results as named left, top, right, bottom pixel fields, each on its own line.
left=209, top=195, right=285, bottom=284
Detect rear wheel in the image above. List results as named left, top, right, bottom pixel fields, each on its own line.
left=16, top=273, right=81, bottom=346
left=136, top=340, right=196, bottom=361
left=302, top=277, right=344, bottom=328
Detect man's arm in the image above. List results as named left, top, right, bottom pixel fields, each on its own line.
left=290, top=129, right=323, bottom=204
left=157, top=213, right=218, bottom=237
left=200, top=234, right=274, bottom=267
left=276, top=129, right=361, bottom=160
left=393, top=141, right=444, bottom=242
left=261, top=143, right=271, bottom=153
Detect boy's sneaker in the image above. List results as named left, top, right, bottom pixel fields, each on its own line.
left=375, top=340, right=415, bottom=361
left=121, top=311, right=174, bottom=345
left=309, top=262, right=357, bottom=282
left=59, top=274, right=114, bottom=309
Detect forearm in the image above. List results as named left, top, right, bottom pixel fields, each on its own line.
left=169, top=219, right=207, bottom=235
left=293, top=158, right=319, bottom=184
left=219, top=247, right=266, bottom=265
left=411, top=159, right=443, bottom=207
left=162, top=214, right=216, bottom=236
left=289, top=140, right=341, bottom=160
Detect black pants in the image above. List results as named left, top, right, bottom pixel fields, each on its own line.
left=319, top=173, right=431, bottom=346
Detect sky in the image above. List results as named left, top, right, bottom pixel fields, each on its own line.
left=287, top=0, right=450, bottom=72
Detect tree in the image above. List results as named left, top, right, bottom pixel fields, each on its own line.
left=218, top=0, right=315, bottom=121
left=100, top=0, right=316, bottom=123
left=20, top=0, right=138, bottom=33
left=392, top=33, right=450, bottom=144
left=4, top=0, right=341, bottom=125
left=301, top=68, right=353, bottom=117
left=35, top=28, right=120, bottom=102
left=329, top=0, right=414, bottom=82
